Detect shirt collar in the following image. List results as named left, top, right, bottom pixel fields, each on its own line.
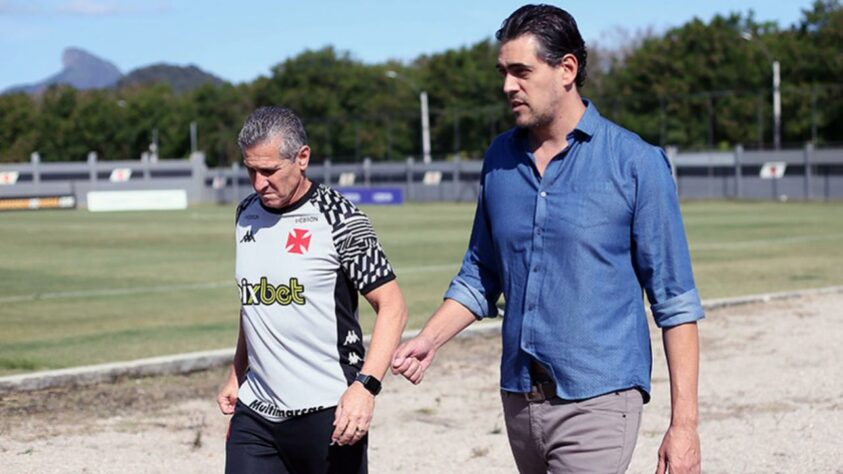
left=572, top=98, right=600, bottom=139
left=512, top=98, right=601, bottom=148
left=258, top=179, right=316, bottom=215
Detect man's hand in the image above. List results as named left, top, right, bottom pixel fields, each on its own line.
left=217, top=377, right=239, bottom=415
left=391, top=334, right=436, bottom=384
left=331, top=383, right=375, bottom=446
left=655, top=424, right=700, bottom=474
left=218, top=316, right=248, bottom=416
left=658, top=322, right=701, bottom=473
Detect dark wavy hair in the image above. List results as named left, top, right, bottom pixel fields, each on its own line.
left=495, top=4, right=588, bottom=88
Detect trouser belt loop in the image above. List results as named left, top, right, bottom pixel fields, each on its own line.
left=526, top=359, right=556, bottom=402
left=525, top=381, right=557, bottom=402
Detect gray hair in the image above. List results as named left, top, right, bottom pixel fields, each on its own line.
left=237, top=106, right=308, bottom=160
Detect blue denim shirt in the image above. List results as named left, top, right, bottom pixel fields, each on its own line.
left=445, top=100, right=704, bottom=402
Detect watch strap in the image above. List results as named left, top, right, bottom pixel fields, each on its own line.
left=354, top=372, right=382, bottom=396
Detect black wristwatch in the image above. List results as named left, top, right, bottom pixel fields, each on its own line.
left=354, top=373, right=382, bottom=396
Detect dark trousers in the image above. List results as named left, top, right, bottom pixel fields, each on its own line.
left=226, top=401, right=367, bottom=474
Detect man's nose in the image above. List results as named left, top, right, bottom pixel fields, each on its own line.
left=502, top=73, right=518, bottom=96
left=253, top=173, right=268, bottom=190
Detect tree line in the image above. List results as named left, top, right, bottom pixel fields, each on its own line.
left=0, top=1, right=840, bottom=165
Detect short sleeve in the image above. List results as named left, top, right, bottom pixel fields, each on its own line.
left=335, top=211, right=396, bottom=294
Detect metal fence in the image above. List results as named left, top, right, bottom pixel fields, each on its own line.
left=0, top=152, right=208, bottom=207
left=1, top=146, right=842, bottom=209
left=668, top=144, right=843, bottom=201
left=206, top=157, right=484, bottom=204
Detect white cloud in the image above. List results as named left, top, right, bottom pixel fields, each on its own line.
left=0, top=0, right=172, bottom=17
left=58, top=0, right=118, bottom=16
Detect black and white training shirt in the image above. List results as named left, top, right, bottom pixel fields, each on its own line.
left=234, top=182, right=395, bottom=422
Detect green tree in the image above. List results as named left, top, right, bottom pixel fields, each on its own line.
left=252, top=47, right=418, bottom=162
left=187, top=82, right=252, bottom=166
left=113, top=84, right=177, bottom=160
left=36, top=85, right=88, bottom=161
left=591, top=13, right=769, bottom=149
left=0, top=93, right=38, bottom=163
left=72, top=90, right=129, bottom=160
left=418, top=39, right=512, bottom=159
left=779, top=0, right=843, bottom=145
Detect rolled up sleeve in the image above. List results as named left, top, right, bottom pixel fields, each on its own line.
left=650, top=288, right=704, bottom=328
left=632, top=148, right=705, bottom=328
left=444, top=178, right=502, bottom=319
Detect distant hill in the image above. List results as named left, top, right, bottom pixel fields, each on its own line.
left=116, top=64, right=226, bottom=93
left=2, top=48, right=226, bottom=96
left=3, top=48, right=122, bottom=95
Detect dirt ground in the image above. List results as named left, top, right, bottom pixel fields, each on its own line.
left=1, top=292, right=841, bottom=473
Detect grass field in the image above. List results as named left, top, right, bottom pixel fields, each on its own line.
left=1, top=201, right=841, bottom=375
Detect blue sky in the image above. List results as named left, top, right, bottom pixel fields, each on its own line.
left=0, top=0, right=813, bottom=91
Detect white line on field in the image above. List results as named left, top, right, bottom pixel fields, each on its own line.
left=399, top=263, right=458, bottom=273
left=690, top=233, right=843, bottom=251
left=0, top=263, right=459, bottom=303
left=0, top=281, right=231, bottom=303
left=10, top=232, right=838, bottom=304
left=3, top=232, right=840, bottom=304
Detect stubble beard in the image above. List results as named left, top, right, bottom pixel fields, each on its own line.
left=516, top=93, right=562, bottom=133
left=517, top=107, right=555, bottom=131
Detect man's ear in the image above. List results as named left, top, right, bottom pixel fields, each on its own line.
left=297, top=145, right=311, bottom=169
left=558, top=53, right=579, bottom=88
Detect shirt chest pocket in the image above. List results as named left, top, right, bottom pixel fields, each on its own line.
left=554, top=183, right=614, bottom=229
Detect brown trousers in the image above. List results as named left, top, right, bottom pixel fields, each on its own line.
left=501, top=389, right=643, bottom=474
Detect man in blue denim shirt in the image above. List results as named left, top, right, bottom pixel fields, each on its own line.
left=393, top=5, right=703, bottom=474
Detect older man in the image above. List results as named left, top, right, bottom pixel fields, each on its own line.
left=218, top=106, right=407, bottom=473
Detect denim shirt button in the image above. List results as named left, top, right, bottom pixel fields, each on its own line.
left=540, top=191, right=547, bottom=198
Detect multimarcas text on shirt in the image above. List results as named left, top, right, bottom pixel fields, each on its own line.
left=248, top=399, right=325, bottom=418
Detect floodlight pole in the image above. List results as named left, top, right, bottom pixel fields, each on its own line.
left=190, top=121, right=198, bottom=154
left=772, top=61, right=781, bottom=151
left=420, top=91, right=431, bottom=164
left=742, top=32, right=781, bottom=150
left=386, top=70, right=432, bottom=163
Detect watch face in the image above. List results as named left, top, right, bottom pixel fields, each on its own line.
left=356, top=373, right=381, bottom=395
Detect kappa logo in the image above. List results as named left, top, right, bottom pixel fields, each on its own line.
left=348, top=352, right=363, bottom=366
left=286, top=228, right=312, bottom=254
left=240, top=230, right=256, bottom=243
left=343, top=330, right=360, bottom=346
